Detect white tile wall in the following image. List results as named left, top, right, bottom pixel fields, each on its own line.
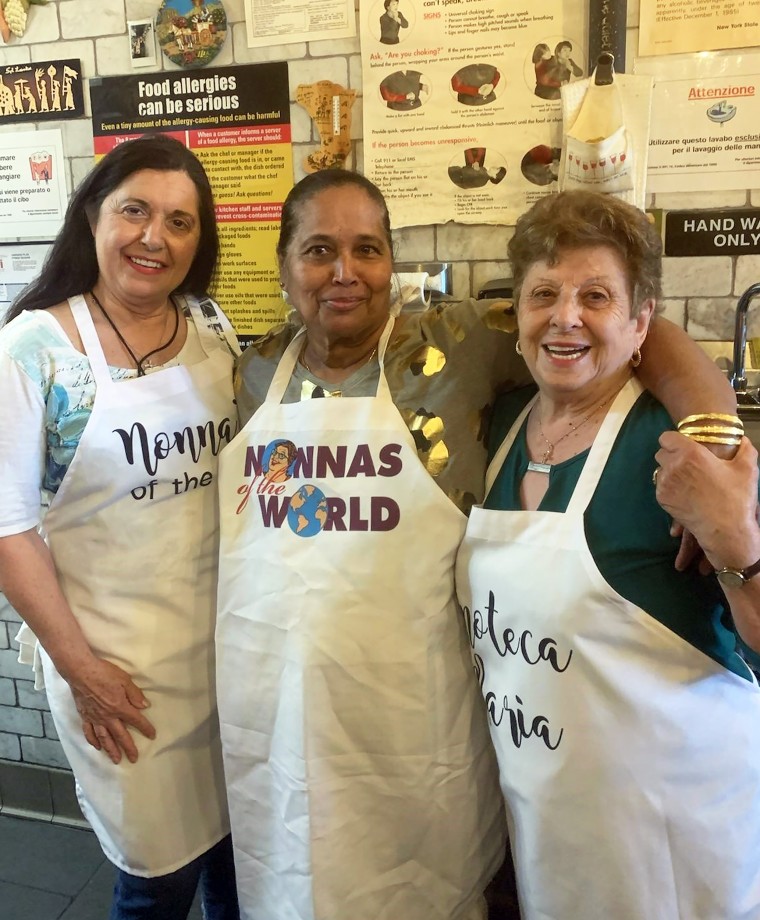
left=662, top=256, right=733, bottom=298
left=736, top=256, right=760, bottom=295
left=59, top=0, right=125, bottom=39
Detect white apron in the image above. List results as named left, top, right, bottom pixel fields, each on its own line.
left=216, top=318, right=505, bottom=920
left=40, top=294, right=237, bottom=876
left=456, top=378, right=760, bottom=920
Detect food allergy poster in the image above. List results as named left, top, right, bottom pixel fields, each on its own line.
left=360, top=0, right=585, bottom=227
left=90, top=62, right=292, bottom=335
left=638, top=0, right=759, bottom=56
left=0, top=129, right=67, bottom=239
left=634, top=53, right=760, bottom=193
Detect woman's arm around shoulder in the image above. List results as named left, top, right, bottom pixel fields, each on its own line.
left=405, top=296, right=531, bottom=388
left=638, top=317, right=737, bottom=454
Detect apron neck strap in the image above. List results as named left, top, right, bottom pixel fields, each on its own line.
left=69, top=294, right=238, bottom=384
left=484, top=377, right=643, bottom=509
left=179, top=294, right=241, bottom=358
left=484, top=393, right=537, bottom=500
left=265, top=315, right=396, bottom=403
left=69, top=294, right=111, bottom=384
left=565, top=376, right=642, bottom=514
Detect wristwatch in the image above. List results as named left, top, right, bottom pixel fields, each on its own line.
left=716, top=557, right=760, bottom=588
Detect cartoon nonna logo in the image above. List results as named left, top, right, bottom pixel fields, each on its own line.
left=262, top=439, right=298, bottom=484
left=235, top=437, right=402, bottom=536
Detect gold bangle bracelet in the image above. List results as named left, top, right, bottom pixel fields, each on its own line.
left=680, top=434, right=743, bottom=446
left=677, top=413, right=743, bottom=429
left=678, top=425, right=745, bottom=437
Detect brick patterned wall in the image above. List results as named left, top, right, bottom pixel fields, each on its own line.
left=1, top=0, right=759, bottom=773
left=0, top=593, right=69, bottom=768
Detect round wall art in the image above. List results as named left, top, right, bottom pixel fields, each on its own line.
left=156, top=0, right=228, bottom=69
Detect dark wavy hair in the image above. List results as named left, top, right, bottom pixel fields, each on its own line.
left=7, top=134, right=218, bottom=321
left=508, top=190, right=663, bottom=317
left=276, top=169, right=393, bottom=267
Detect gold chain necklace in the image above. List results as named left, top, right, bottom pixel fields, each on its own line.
left=527, top=385, right=623, bottom=475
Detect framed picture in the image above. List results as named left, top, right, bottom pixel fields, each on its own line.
left=128, top=19, right=158, bottom=69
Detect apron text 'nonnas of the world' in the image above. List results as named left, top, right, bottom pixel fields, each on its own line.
left=234, top=439, right=404, bottom=535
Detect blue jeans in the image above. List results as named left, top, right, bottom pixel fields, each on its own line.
left=109, top=834, right=240, bottom=920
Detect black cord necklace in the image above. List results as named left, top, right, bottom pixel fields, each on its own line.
left=90, top=291, right=180, bottom=376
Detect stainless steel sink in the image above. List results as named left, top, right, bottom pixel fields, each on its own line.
left=696, top=340, right=760, bottom=444
left=696, top=283, right=760, bottom=446
left=738, top=407, right=760, bottom=449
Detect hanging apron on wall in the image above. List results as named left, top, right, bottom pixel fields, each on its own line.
left=216, top=317, right=505, bottom=920
left=39, top=294, right=237, bottom=876
left=559, top=72, right=653, bottom=209
left=456, top=378, right=760, bottom=920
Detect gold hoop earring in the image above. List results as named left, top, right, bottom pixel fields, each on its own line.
left=515, top=339, right=523, bottom=356
left=630, top=347, right=642, bottom=368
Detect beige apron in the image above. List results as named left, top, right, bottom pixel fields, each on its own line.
left=456, top=378, right=760, bottom=919
left=216, top=317, right=505, bottom=920
left=40, top=294, right=237, bottom=876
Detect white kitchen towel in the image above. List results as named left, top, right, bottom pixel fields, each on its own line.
left=560, top=71, right=654, bottom=209
left=392, top=272, right=431, bottom=309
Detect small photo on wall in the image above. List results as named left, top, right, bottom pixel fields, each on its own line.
left=128, top=19, right=158, bottom=69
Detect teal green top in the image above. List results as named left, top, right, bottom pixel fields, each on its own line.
left=485, top=385, right=753, bottom=681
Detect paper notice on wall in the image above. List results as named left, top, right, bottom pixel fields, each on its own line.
left=634, top=53, right=760, bottom=193
left=638, top=0, right=759, bottom=56
left=360, top=0, right=585, bottom=228
left=244, top=0, right=356, bottom=48
left=0, top=129, right=67, bottom=239
left=0, top=242, right=52, bottom=317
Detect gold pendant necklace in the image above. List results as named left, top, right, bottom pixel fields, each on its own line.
left=526, top=384, right=624, bottom=475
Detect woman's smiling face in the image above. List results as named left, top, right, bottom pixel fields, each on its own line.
left=278, top=185, right=394, bottom=350
left=517, top=245, right=653, bottom=401
left=91, top=168, right=201, bottom=309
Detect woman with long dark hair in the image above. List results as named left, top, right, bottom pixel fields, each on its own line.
left=0, top=134, right=240, bottom=920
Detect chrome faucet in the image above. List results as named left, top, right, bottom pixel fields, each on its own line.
left=731, top=281, right=760, bottom=397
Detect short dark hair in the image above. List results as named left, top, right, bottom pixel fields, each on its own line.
left=276, top=169, right=393, bottom=266
left=7, top=134, right=218, bottom=321
left=383, top=0, right=396, bottom=9
left=555, top=40, right=573, bottom=55
left=508, top=190, right=663, bottom=316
